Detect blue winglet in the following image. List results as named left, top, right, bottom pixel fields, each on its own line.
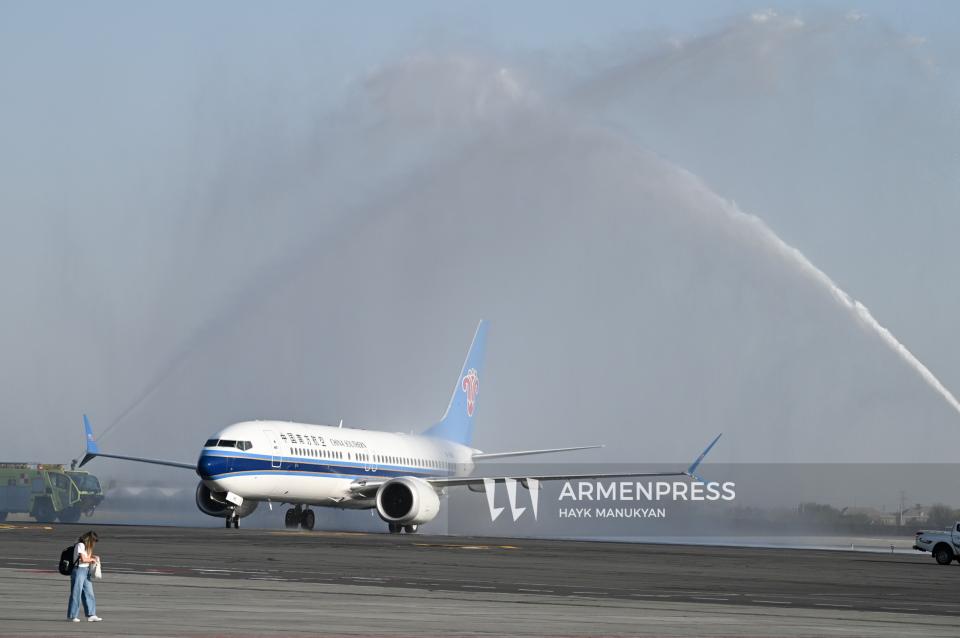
left=80, top=414, right=100, bottom=467
left=685, top=433, right=722, bottom=483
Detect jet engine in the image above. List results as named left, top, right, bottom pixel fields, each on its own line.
left=375, top=477, right=440, bottom=525
left=195, top=482, right=258, bottom=518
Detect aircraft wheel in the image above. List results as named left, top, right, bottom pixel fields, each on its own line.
left=225, top=517, right=232, bottom=528
left=388, top=522, right=401, bottom=534
left=301, top=509, right=315, bottom=531
left=232, top=516, right=240, bottom=529
left=403, top=524, right=418, bottom=534
left=284, top=508, right=299, bottom=529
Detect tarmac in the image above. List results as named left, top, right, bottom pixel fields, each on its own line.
left=0, top=522, right=958, bottom=637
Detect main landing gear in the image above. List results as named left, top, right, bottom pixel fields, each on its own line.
left=225, top=510, right=240, bottom=529
left=284, top=505, right=315, bottom=531
left=387, top=523, right=418, bottom=534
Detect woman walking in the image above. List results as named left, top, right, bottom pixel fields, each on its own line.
left=67, top=531, right=102, bottom=622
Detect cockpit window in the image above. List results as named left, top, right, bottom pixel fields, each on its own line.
left=204, top=439, right=252, bottom=450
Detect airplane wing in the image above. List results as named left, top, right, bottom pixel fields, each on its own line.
left=472, top=444, right=603, bottom=460
left=351, top=469, right=687, bottom=498
left=79, top=415, right=196, bottom=470
left=425, top=470, right=686, bottom=488
left=349, top=434, right=722, bottom=498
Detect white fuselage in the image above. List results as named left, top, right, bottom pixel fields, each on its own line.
left=196, top=421, right=476, bottom=509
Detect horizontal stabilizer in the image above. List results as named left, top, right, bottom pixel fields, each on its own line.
left=472, top=444, right=603, bottom=461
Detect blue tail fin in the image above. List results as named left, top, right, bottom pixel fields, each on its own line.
left=423, top=320, right=488, bottom=446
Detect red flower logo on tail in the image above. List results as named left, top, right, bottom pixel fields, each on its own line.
left=461, top=368, right=479, bottom=417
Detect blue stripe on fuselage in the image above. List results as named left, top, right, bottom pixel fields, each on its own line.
left=196, top=450, right=449, bottom=481
left=203, top=469, right=393, bottom=481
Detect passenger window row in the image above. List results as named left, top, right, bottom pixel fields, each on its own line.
left=373, top=455, right=451, bottom=470
left=291, top=447, right=348, bottom=460
left=283, top=446, right=452, bottom=471
left=278, top=432, right=453, bottom=471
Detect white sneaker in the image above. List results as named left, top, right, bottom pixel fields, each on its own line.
left=69, top=618, right=80, bottom=622
left=87, top=616, right=102, bottom=622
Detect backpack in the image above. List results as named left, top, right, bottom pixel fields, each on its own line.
left=58, top=544, right=78, bottom=576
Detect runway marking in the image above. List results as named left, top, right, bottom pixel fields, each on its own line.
left=0, top=524, right=52, bottom=531
left=194, top=568, right=237, bottom=573
left=752, top=600, right=792, bottom=605
left=881, top=607, right=919, bottom=611
left=815, top=603, right=852, bottom=608
left=461, top=585, right=496, bottom=589
left=518, top=588, right=553, bottom=593
left=691, top=596, right=729, bottom=601
left=413, top=543, right=519, bottom=550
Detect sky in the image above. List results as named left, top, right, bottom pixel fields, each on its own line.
left=2, top=2, right=960, bottom=500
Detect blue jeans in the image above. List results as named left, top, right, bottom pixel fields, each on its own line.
left=67, top=565, right=95, bottom=619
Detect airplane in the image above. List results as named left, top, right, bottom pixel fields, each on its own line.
left=80, top=320, right=722, bottom=532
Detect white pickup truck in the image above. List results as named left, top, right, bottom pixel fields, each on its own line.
left=914, top=522, right=960, bottom=564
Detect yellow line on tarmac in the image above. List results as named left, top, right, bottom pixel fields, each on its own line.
left=0, top=524, right=53, bottom=531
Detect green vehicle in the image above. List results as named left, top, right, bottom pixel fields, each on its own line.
left=0, top=463, right=104, bottom=523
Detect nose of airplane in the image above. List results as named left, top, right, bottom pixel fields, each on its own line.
left=196, top=453, right=229, bottom=479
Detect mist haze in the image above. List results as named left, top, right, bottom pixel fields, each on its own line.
left=3, top=2, right=959, bottom=511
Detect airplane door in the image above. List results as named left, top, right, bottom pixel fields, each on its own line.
left=263, top=429, right=282, bottom=469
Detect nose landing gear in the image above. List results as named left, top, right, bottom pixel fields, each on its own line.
left=284, top=505, right=315, bottom=531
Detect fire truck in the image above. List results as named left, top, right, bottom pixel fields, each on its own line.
left=0, top=463, right=104, bottom=523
